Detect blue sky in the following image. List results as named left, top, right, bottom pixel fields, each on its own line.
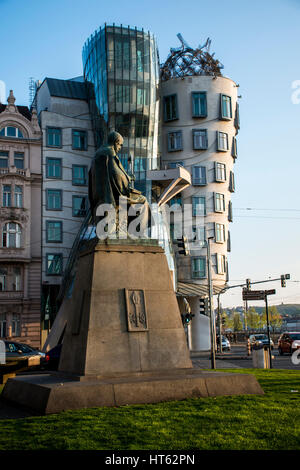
left=1, top=0, right=300, bottom=308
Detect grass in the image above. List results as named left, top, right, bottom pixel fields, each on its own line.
left=0, top=369, right=299, bottom=450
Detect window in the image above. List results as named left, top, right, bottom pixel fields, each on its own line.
left=220, top=94, right=232, bottom=120
left=72, top=130, right=87, bottom=150
left=169, top=195, right=182, bottom=207
left=228, top=201, right=233, bottom=222
left=227, top=231, right=231, bottom=252
left=46, top=254, right=63, bottom=275
left=215, top=162, right=226, bottom=182
left=46, top=158, right=62, bottom=179
left=47, top=127, right=62, bottom=147
left=12, top=267, right=21, bottom=291
left=46, top=189, right=62, bottom=210
left=14, top=152, right=24, bottom=169
left=2, top=223, right=21, bottom=248
left=0, top=266, right=21, bottom=291
left=0, top=127, right=24, bottom=138
left=163, top=94, right=178, bottom=122
left=72, top=196, right=87, bottom=217
left=217, top=254, right=227, bottom=274
left=214, top=193, right=225, bottom=212
left=192, top=166, right=206, bottom=186
left=217, top=131, right=229, bottom=151
left=116, top=85, right=132, bottom=103
left=46, top=221, right=62, bottom=243
left=115, top=39, right=130, bottom=69
left=232, top=136, right=238, bottom=158
left=168, top=131, right=182, bottom=151
left=3, top=185, right=11, bottom=207
left=0, top=314, right=6, bottom=337
left=192, top=257, right=206, bottom=279
left=229, top=171, right=235, bottom=192
left=137, top=87, right=149, bottom=106
left=192, top=196, right=206, bottom=216
left=215, top=223, right=226, bottom=243
left=72, top=165, right=88, bottom=186
left=14, top=186, right=22, bottom=207
left=192, top=92, right=207, bottom=117
left=0, top=151, right=8, bottom=168
left=235, top=103, right=240, bottom=130
left=11, top=314, right=20, bottom=337
left=193, top=129, right=208, bottom=150
left=168, top=161, right=184, bottom=169
left=0, top=267, right=7, bottom=291
left=192, top=225, right=206, bottom=247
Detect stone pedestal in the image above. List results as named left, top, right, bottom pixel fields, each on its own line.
left=58, top=239, right=192, bottom=378
left=2, top=239, right=264, bottom=413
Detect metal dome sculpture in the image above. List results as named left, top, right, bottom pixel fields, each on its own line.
left=160, top=34, right=224, bottom=81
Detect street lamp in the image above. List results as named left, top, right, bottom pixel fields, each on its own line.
left=206, top=236, right=216, bottom=369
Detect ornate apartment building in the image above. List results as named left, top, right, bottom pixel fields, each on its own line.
left=0, top=90, right=42, bottom=347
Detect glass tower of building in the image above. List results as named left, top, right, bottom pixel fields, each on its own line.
left=82, top=24, right=160, bottom=200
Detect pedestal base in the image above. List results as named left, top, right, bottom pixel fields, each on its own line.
left=2, top=369, right=264, bottom=415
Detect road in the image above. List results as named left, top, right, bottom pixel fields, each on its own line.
left=192, top=344, right=300, bottom=370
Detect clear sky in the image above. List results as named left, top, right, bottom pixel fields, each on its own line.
left=1, top=0, right=299, bottom=308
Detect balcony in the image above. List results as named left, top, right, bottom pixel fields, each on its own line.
left=0, top=167, right=30, bottom=178
left=0, top=291, right=23, bottom=300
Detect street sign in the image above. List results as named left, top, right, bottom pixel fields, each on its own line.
left=242, top=288, right=276, bottom=300
left=265, top=289, right=276, bottom=295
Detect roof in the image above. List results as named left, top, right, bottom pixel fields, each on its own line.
left=0, top=103, right=31, bottom=121
left=44, top=78, right=88, bottom=101
left=177, top=281, right=225, bottom=297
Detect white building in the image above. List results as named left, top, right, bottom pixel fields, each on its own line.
left=160, top=39, right=240, bottom=350
left=35, top=78, right=95, bottom=333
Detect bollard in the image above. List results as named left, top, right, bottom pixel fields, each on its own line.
left=252, top=342, right=270, bottom=368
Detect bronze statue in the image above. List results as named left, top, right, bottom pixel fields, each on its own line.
left=88, top=131, right=149, bottom=237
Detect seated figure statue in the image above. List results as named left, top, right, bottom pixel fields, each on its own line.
left=88, top=131, right=149, bottom=238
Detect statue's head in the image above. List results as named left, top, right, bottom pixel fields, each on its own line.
left=107, top=131, right=124, bottom=153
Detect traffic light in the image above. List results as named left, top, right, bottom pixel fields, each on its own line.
left=222, top=315, right=226, bottom=326
left=246, top=278, right=251, bottom=290
left=176, top=236, right=190, bottom=256
left=281, top=275, right=286, bottom=288
left=199, top=297, right=209, bottom=316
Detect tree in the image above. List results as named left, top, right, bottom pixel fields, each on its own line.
left=246, top=307, right=260, bottom=331
left=233, top=311, right=243, bottom=331
left=261, top=306, right=282, bottom=331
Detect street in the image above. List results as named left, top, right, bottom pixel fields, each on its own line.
left=192, top=344, right=300, bottom=370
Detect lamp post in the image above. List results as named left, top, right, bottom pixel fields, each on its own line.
left=207, top=237, right=216, bottom=369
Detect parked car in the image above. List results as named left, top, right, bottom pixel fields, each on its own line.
left=278, top=332, right=300, bottom=355
left=249, top=334, right=274, bottom=350
left=44, top=343, right=62, bottom=370
left=216, top=335, right=231, bottom=351
left=1, top=341, right=45, bottom=369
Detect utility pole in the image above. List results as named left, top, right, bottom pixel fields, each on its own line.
left=264, top=293, right=273, bottom=369
left=207, top=237, right=216, bottom=369
left=217, top=295, right=222, bottom=354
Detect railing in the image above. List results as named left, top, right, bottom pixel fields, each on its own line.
left=0, top=291, right=23, bottom=299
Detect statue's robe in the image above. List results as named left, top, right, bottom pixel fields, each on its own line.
left=88, top=145, right=149, bottom=237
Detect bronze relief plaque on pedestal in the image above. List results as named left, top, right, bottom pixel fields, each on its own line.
left=124, top=289, right=148, bottom=332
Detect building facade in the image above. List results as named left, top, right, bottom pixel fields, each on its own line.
left=35, top=78, right=95, bottom=331
left=160, top=39, right=240, bottom=350
left=0, top=90, right=42, bottom=347
left=82, top=24, right=160, bottom=201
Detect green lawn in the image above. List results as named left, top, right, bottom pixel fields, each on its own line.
left=0, top=369, right=299, bottom=450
